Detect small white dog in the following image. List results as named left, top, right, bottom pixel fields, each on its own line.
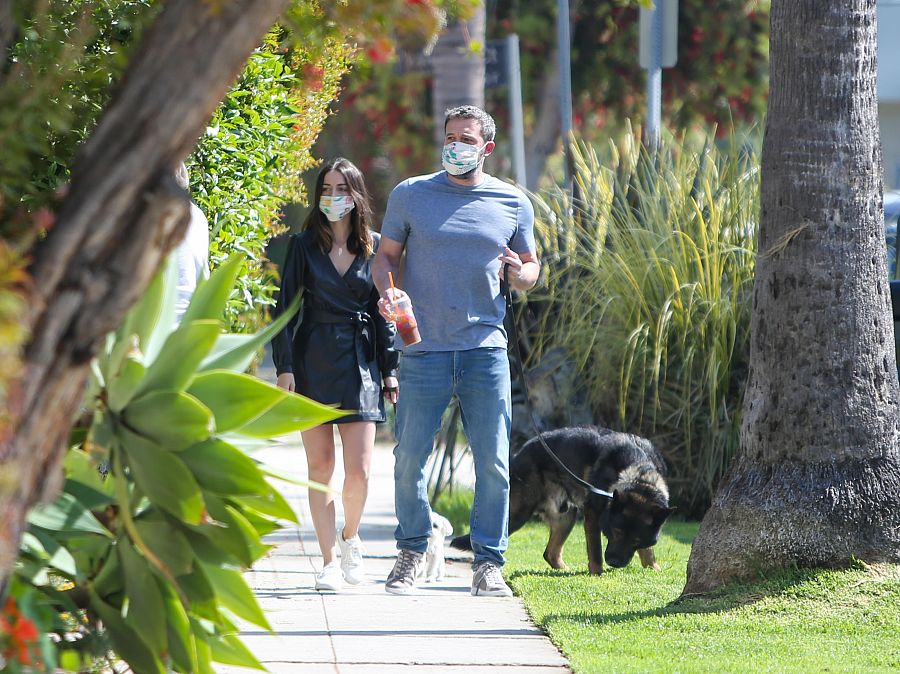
left=419, top=512, right=453, bottom=582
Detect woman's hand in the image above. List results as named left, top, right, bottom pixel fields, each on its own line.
left=377, top=287, right=408, bottom=322
left=383, top=376, right=399, bottom=404
left=276, top=372, right=295, bottom=392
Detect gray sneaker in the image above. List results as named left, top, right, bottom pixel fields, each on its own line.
left=385, top=549, right=424, bottom=595
left=471, top=560, right=513, bottom=597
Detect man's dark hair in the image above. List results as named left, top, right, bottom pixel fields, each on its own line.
left=443, top=105, right=496, bottom=142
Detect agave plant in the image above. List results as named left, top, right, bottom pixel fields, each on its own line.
left=11, top=254, right=344, bottom=673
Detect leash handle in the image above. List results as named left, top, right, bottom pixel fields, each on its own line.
left=503, top=265, right=614, bottom=500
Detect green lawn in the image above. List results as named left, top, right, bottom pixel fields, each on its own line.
left=504, top=520, right=900, bottom=674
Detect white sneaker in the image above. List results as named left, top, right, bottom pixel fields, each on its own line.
left=315, top=561, right=343, bottom=591
left=338, top=528, right=366, bottom=585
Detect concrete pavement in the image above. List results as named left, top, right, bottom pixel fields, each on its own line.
left=216, top=430, right=572, bottom=674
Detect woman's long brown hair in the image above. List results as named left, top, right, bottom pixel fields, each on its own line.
left=303, top=157, right=374, bottom=257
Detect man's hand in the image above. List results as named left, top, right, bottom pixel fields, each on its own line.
left=377, top=287, right=407, bottom=322
left=498, top=246, right=540, bottom=291
left=276, top=372, right=295, bottom=392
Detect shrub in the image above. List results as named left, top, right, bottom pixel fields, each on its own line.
left=527, top=127, right=759, bottom=515
left=190, top=32, right=354, bottom=333
left=10, top=257, right=344, bottom=673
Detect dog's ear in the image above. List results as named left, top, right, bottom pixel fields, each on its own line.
left=608, top=489, right=623, bottom=512
left=653, top=505, right=676, bottom=525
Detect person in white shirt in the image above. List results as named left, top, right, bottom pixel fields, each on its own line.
left=173, top=162, right=210, bottom=322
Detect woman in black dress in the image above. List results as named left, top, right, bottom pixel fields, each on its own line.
left=272, top=158, right=399, bottom=591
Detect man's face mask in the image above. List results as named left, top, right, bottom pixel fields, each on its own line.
left=442, top=141, right=486, bottom=176
left=319, top=195, right=355, bottom=222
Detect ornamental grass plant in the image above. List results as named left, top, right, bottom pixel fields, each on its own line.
left=526, top=126, right=759, bottom=515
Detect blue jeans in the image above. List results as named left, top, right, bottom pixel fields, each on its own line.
left=393, top=348, right=511, bottom=566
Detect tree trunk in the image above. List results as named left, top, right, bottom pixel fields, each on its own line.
left=524, top=53, right=561, bottom=192
left=0, top=0, right=289, bottom=590
left=430, top=4, right=485, bottom=151
left=683, top=0, right=900, bottom=595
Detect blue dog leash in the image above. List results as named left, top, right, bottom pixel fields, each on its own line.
left=503, top=265, right=614, bottom=500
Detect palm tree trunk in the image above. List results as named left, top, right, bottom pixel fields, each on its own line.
left=683, top=0, right=900, bottom=595
left=430, top=3, right=486, bottom=151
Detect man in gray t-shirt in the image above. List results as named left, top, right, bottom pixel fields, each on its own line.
left=374, top=105, right=539, bottom=597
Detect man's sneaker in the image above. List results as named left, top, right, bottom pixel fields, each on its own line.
left=384, top=549, right=424, bottom=595
left=315, top=561, right=343, bottom=592
left=471, top=560, right=513, bottom=597
left=338, top=528, right=366, bottom=585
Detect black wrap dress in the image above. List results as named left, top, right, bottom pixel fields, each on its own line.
left=271, top=230, right=399, bottom=423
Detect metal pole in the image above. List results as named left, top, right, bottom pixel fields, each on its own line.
left=645, top=2, right=663, bottom=148
left=506, top=34, right=527, bottom=188
left=557, top=0, right=573, bottom=192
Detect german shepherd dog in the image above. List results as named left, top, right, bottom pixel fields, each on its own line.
left=451, top=426, right=674, bottom=574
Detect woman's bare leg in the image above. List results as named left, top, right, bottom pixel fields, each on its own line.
left=302, top=425, right=338, bottom=564
left=336, top=421, right=375, bottom=540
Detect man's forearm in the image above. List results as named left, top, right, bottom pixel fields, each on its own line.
left=372, top=253, right=399, bottom=295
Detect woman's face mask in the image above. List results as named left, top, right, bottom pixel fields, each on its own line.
left=442, top=141, right=486, bottom=176
left=319, top=195, right=355, bottom=222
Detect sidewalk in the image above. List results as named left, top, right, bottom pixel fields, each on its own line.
left=217, top=360, right=572, bottom=672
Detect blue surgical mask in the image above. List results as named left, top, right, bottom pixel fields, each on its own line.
left=442, top=141, right=485, bottom=176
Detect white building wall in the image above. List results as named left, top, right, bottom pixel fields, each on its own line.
left=879, top=2, right=900, bottom=188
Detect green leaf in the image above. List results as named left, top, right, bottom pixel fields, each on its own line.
left=122, top=391, right=214, bottom=451
left=177, top=567, right=219, bottom=622
left=239, top=508, right=282, bottom=538
left=191, top=620, right=218, bottom=674
left=186, top=371, right=284, bottom=432
left=198, top=561, right=271, bottom=631
left=161, top=582, right=199, bottom=674
left=218, top=432, right=278, bottom=454
left=63, top=449, right=112, bottom=496
left=198, top=292, right=301, bottom=372
left=118, top=430, right=205, bottom=524
left=179, top=438, right=269, bottom=495
left=208, top=632, right=266, bottom=670
left=234, top=485, right=297, bottom=523
left=27, top=491, right=112, bottom=538
left=90, top=591, right=166, bottom=674
left=107, top=356, right=146, bottom=412
left=120, top=265, right=167, bottom=357
left=134, top=517, right=195, bottom=577
left=143, top=254, right=180, bottom=364
left=180, top=253, right=243, bottom=324
left=199, top=494, right=258, bottom=567
left=63, top=478, right=114, bottom=512
left=23, top=529, right=78, bottom=577
left=236, top=390, right=346, bottom=437
left=119, top=538, right=168, bottom=658
left=133, top=320, right=221, bottom=397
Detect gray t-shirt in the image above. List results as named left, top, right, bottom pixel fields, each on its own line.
left=381, top=171, right=536, bottom=352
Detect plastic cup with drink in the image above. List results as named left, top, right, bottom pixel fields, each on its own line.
left=387, top=272, right=422, bottom=346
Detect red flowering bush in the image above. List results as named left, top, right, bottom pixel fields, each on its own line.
left=0, top=596, right=44, bottom=673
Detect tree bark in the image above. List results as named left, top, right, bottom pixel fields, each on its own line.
left=683, top=0, right=900, bottom=595
left=0, top=0, right=289, bottom=590
left=430, top=5, right=485, bottom=151
left=524, top=53, right=561, bottom=192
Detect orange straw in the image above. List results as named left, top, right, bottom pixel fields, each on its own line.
left=387, top=271, right=397, bottom=318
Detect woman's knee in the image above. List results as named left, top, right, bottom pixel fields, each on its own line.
left=307, top=456, right=336, bottom=480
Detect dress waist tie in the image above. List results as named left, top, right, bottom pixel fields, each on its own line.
left=306, top=308, right=378, bottom=392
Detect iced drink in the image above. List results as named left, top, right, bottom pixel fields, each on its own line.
left=391, top=297, right=421, bottom=346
